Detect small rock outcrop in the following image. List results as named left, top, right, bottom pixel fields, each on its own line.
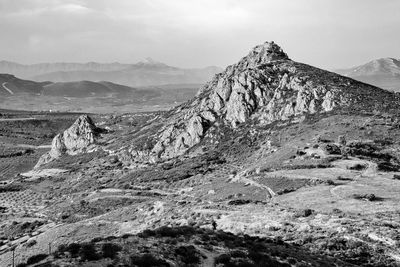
left=35, top=115, right=99, bottom=168
left=122, top=41, right=397, bottom=162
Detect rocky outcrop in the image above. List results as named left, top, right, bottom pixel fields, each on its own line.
left=123, top=41, right=396, bottom=162
left=35, top=115, right=100, bottom=168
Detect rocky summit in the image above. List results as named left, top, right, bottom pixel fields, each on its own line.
left=118, top=41, right=398, bottom=163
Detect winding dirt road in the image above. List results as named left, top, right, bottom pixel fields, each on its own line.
left=1, top=82, right=14, bottom=95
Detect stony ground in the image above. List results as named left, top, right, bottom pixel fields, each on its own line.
left=1, top=111, right=400, bottom=266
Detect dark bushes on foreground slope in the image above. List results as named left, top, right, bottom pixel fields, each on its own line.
left=18, top=226, right=397, bottom=266
left=345, top=141, right=400, bottom=171
left=130, top=254, right=169, bottom=266
left=101, top=242, right=122, bottom=259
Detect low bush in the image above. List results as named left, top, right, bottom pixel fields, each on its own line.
left=337, top=176, right=353, bottom=181
left=79, top=243, right=99, bottom=261
left=377, top=162, right=400, bottom=172
left=228, top=199, right=252, bottom=205
left=60, top=243, right=81, bottom=257
left=326, top=179, right=335, bottom=185
left=215, top=253, right=231, bottom=264
left=175, top=245, right=201, bottom=264
left=348, top=164, right=367, bottom=171
left=352, top=193, right=382, bottom=201
left=102, top=243, right=122, bottom=259
left=295, top=209, right=314, bottom=217
left=26, top=254, right=48, bottom=265
left=130, top=254, right=169, bottom=267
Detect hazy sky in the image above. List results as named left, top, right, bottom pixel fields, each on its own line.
left=0, top=0, right=399, bottom=69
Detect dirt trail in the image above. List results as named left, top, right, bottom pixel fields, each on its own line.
left=330, top=160, right=377, bottom=199
left=1, top=82, right=14, bottom=95
left=193, top=244, right=217, bottom=267
left=232, top=173, right=276, bottom=198
left=15, top=144, right=51, bottom=149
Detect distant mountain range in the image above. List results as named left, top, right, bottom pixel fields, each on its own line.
left=335, top=58, right=400, bottom=91
left=0, top=58, right=222, bottom=87
left=0, top=73, right=202, bottom=113
left=0, top=74, right=155, bottom=98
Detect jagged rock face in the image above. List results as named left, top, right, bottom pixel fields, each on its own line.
left=35, top=115, right=99, bottom=168
left=62, top=115, right=97, bottom=151
left=124, top=41, right=396, bottom=162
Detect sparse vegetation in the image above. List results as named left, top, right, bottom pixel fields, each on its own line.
left=352, top=194, right=382, bottom=201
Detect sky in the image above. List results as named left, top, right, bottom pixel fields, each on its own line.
left=0, top=0, right=399, bottom=69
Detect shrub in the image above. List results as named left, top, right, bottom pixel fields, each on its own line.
left=377, top=162, right=400, bottom=172
left=348, top=164, right=367, bottom=171
left=231, top=250, right=247, bottom=258
left=326, top=179, right=335, bottom=185
left=153, top=226, right=196, bottom=238
left=130, top=254, right=169, bottom=267
left=0, top=184, right=23, bottom=193
left=337, top=176, right=353, bottom=181
left=228, top=199, right=252, bottom=205
left=175, top=245, right=201, bottom=264
left=79, top=243, right=99, bottom=261
left=65, top=243, right=81, bottom=257
left=295, top=209, right=314, bottom=217
left=102, top=243, right=122, bottom=259
left=215, top=253, right=231, bottom=264
left=26, top=254, right=48, bottom=265
left=321, top=143, right=341, bottom=155
left=353, top=193, right=382, bottom=201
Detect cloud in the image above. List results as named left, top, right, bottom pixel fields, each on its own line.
left=0, top=0, right=399, bottom=69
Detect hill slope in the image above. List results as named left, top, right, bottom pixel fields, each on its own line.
left=0, top=74, right=201, bottom=112
left=42, top=80, right=159, bottom=99
left=118, top=41, right=398, bottom=163
left=335, top=58, right=400, bottom=91
left=0, top=74, right=47, bottom=96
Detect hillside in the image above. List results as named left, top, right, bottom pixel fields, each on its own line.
left=41, top=81, right=160, bottom=99
left=116, top=42, right=398, bottom=163
left=0, top=59, right=223, bottom=87
left=2, top=42, right=400, bottom=267
left=0, top=74, right=47, bottom=96
left=335, top=58, right=400, bottom=91
left=0, top=74, right=202, bottom=113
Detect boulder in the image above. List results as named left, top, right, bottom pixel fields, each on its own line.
left=35, top=115, right=100, bottom=168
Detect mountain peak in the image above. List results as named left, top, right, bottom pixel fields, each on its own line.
left=136, top=57, right=167, bottom=67
left=337, top=57, right=400, bottom=79
left=240, top=41, right=289, bottom=68
left=126, top=41, right=397, bottom=162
